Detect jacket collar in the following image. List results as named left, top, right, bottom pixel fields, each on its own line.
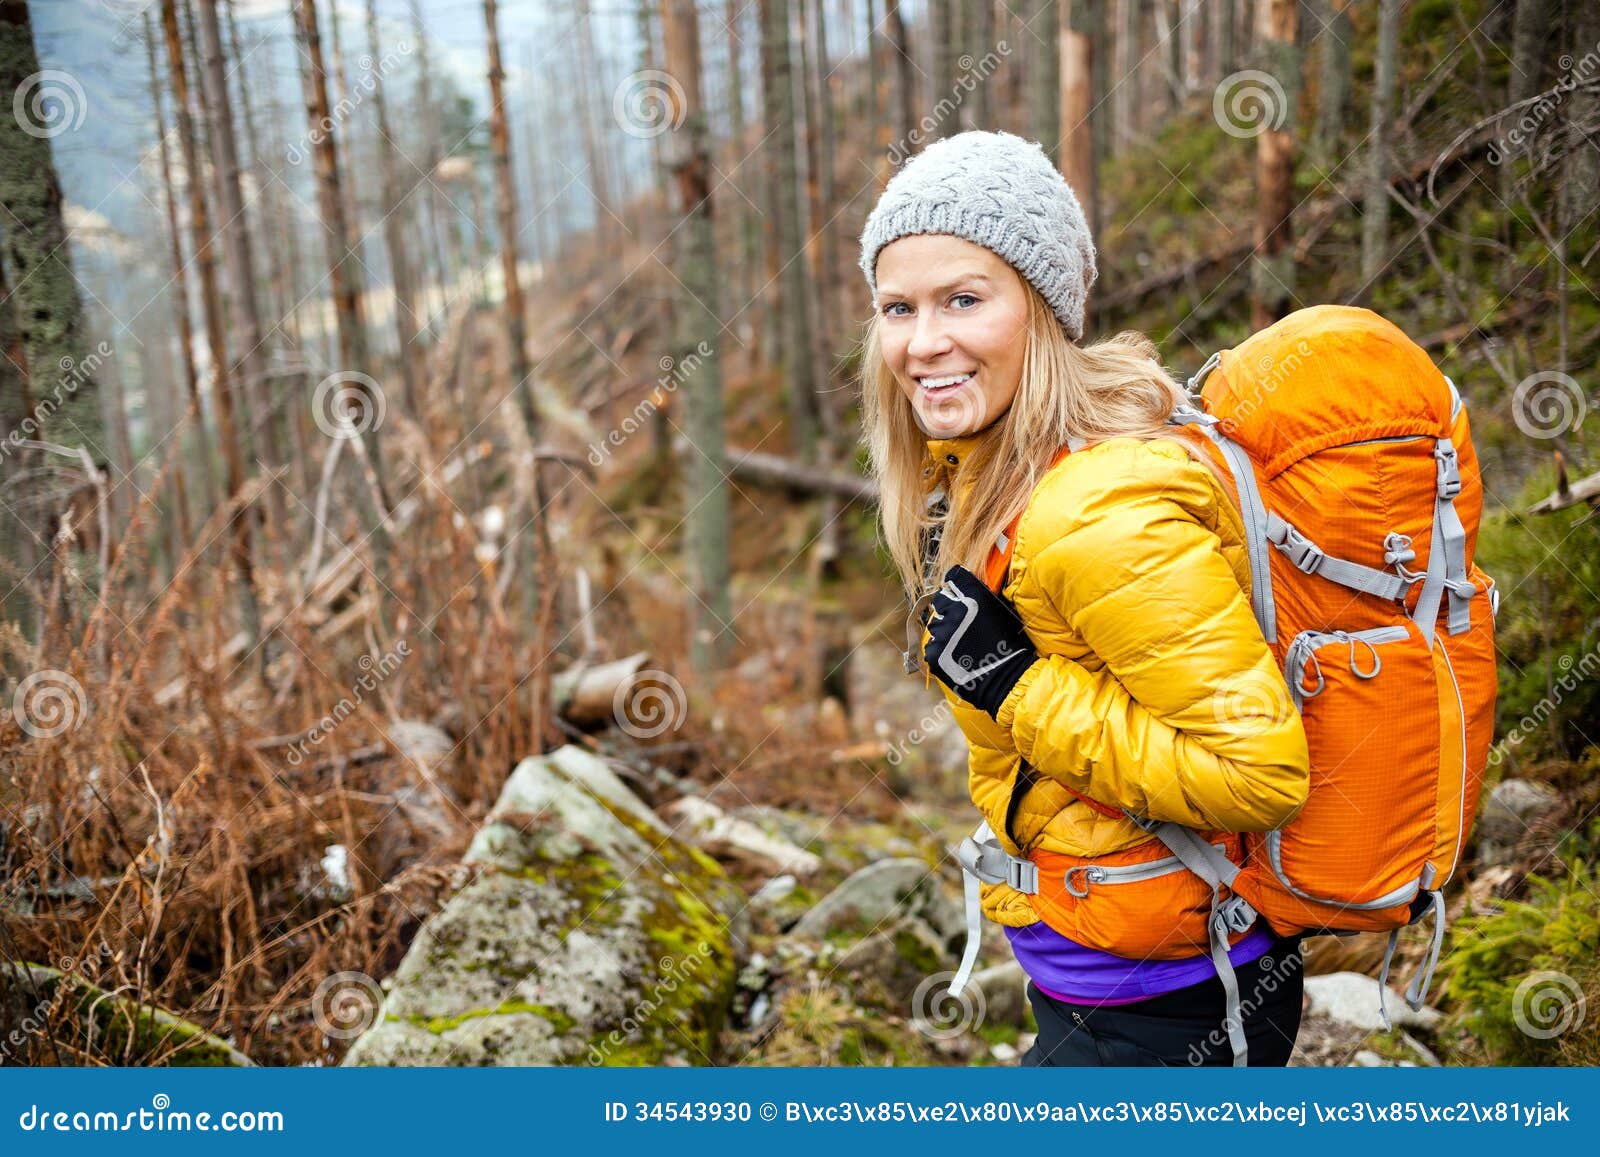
left=924, top=431, right=989, bottom=492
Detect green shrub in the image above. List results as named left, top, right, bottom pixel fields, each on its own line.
left=1438, top=859, right=1600, bottom=1065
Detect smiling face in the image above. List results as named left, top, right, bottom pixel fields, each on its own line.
left=873, top=234, right=1032, bottom=440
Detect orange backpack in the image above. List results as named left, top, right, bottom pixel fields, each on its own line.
left=950, top=306, right=1498, bottom=1066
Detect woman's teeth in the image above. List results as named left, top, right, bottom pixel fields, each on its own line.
left=920, top=372, right=973, bottom=392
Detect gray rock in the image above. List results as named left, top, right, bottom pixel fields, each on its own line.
left=845, top=626, right=970, bottom=802
left=662, top=795, right=822, bottom=877
left=342, top=745, right=743, bottom=1066
left=835, top=915, right=952, bottom=1005
left=1477, top=778, right=1563, bottom=866
left=1303, top=971, right=1443, bottom=1033
left=969, top=960, right=1029, bottom=1028
left=788, top=857, right=963, bottom=952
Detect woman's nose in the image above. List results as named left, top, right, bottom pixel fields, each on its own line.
left=906, top=312, right=953, bottom=362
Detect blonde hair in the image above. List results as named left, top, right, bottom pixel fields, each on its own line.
left=861, top=280, right=1194, bottom=601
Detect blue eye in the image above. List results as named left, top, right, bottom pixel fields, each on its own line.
left=882, top=301, right=910, bottom=317
left=951, top=293, right=979, bottom=308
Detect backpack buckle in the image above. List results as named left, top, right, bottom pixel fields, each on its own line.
left=1007, top=858, right=1038, bottom=894
left=1434, top=442, right=1462, bottom=500
left=1278, top=524, right=1326, bottom=575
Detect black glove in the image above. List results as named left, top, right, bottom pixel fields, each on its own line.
left=922, top=564, right=1038, bottom=718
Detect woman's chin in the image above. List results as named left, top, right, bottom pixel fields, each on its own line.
left=915, top=391, right=989, bottom=439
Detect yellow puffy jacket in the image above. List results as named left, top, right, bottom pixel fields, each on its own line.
left=921, top=431, right=1312, bottom=929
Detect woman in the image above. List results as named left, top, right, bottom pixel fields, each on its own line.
left=855, top=130, right=1312, bottom=1067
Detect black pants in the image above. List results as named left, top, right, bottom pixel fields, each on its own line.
left=1021, top=935, right=1304, bottom=1067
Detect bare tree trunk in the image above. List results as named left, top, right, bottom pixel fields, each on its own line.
left=971, top=0, right=993, bottom=127
left=760, top=0, right=820, bottom=460
left=1359, top=0, right=1399, bottom=288
left=797, top=0, right=836, bottom=448
left=1114, top=0, right=1139, bottom=150
left=1314, top=0, right=1351, bottom=158
left=1034, top=0, right=1062, bottom=161
left=196, top=0, right=286, bottom=546
left=291, top=0, right=393, bottom=525
left=809, top=0, right=837, bottom=370
left=0, top=1, right=104, bottom=465
left=885, top=0, right=916, bottom=158
left=1568, top=0, right=1600, bottom=224
left=931, top=0, right=958, bottom=136
left=160, top=0, right=261, bottom=651
left=410, top=0, right=450, bottom=339
left=1250, top=0, right=1297, bottom=329
left=483, top=0, right=531, bottom=403
left=143, top=7, right=207, bottom=539
left=1062, top=0, right=1098, bottom=236
left=324, top=0, right=366, bottom=264
left=575, top=0, right=616, bottom=267
left=91, top=315, right=135, bottom=540
left=724, top=0, right=757, bottom=314
left=364, top=0, right=422, bottom=415
left=1208, top=0, right=1233, bottom=81
left=0, top=250, right=40, bottom=637
left=661, top=0, right=733, bottom=672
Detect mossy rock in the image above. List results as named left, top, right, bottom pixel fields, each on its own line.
left=342, top=745, right=744, bottom=1067
left=0, top=964, right=252, bottom=1066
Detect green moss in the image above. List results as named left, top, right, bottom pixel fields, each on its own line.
left=399, top=1000, right=576, bottom=1036
left=8, top=965, right=249, bottom=1066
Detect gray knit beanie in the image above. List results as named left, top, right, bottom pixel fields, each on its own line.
left=858, top=130, right=1097, bottom=341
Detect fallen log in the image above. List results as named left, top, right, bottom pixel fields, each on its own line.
left=725, top=448, right=878, bottom=503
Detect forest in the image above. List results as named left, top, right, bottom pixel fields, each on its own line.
left=0, top=0, right=1596, bottom=1069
